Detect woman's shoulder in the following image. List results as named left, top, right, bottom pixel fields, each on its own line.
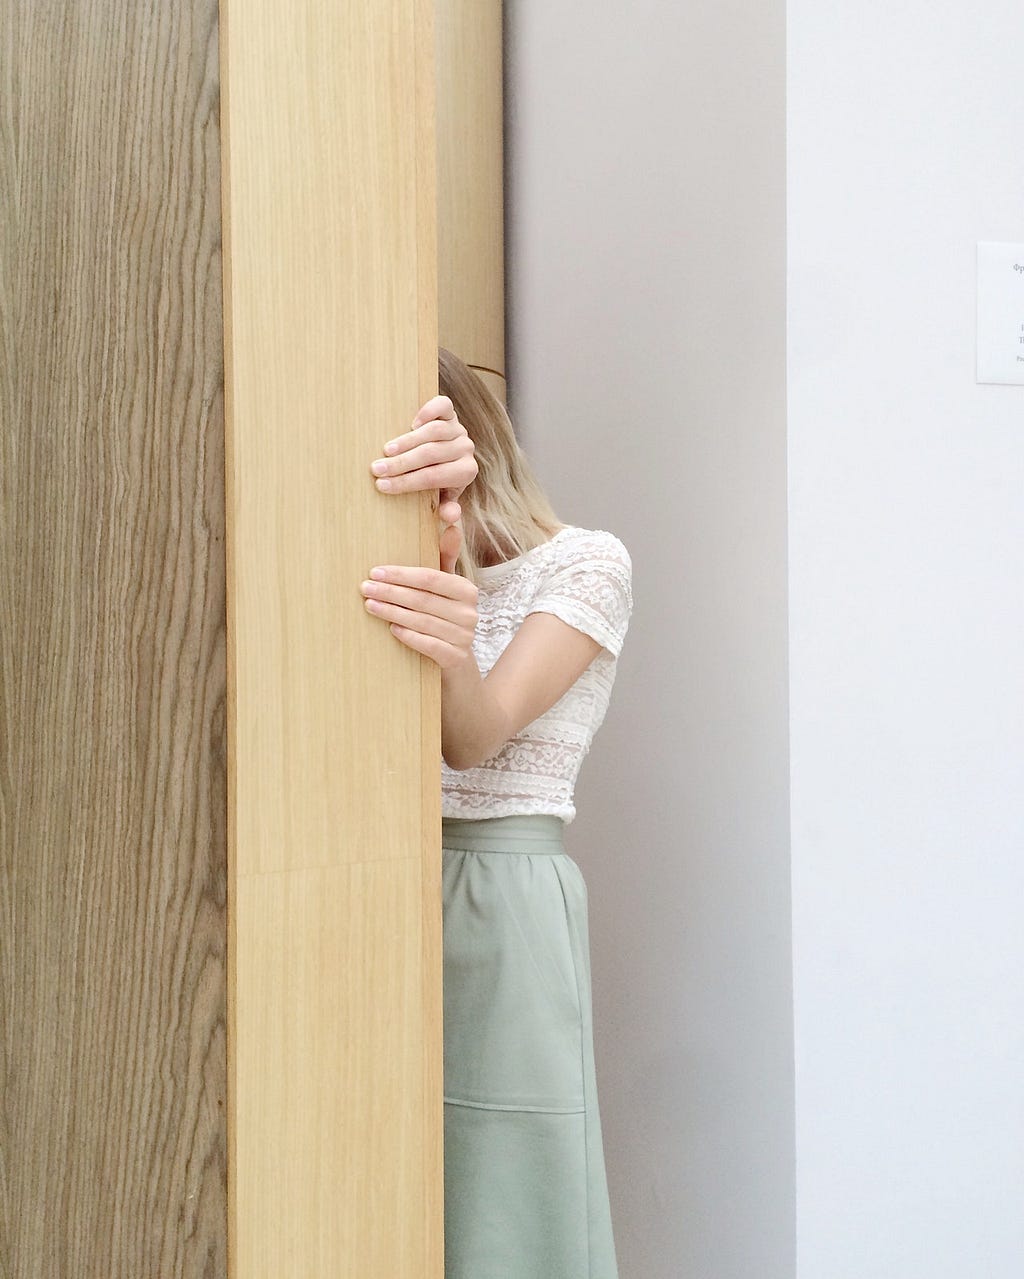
left=544, top=525, right=632, bottom=572
left=526, top=525, right=633, bottom=654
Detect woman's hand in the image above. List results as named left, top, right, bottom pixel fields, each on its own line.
left=370, top=394, right=477, bottom=526
left=360, top=521, right=478, bottom=670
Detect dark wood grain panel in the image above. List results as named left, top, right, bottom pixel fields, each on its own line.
left=0, top=2, right=228, bottom=1274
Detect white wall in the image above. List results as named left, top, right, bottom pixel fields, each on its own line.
left=788, top=3, right=1024, bottom=1275
left=505, top=4, right=794, bottom=1276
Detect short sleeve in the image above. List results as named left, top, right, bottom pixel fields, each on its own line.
left=526, top=529, right=633, bottom=657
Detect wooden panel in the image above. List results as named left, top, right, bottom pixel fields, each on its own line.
left=219, top=0, right=442, bottom=1273
left=469, top=367, right=508, bottom=407
left=436, top=0, right=505, bottom=380
left=0, top=2, right=228, bottom=1275
left=235, top=861, right=422, bottom=1269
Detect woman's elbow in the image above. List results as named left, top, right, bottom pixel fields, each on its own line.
left=442, top=746, right=478, bottom=771
left=443, top=738, right=502, bottom=771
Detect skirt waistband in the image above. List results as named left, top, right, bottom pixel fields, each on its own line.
left=441, top=814, right=566, bottom=854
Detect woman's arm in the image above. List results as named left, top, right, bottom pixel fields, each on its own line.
left=363, top=397, right=607, bottom=767
left=360, top=524, right=603, bottom=770
left=440, top=614, right=601, bottom=769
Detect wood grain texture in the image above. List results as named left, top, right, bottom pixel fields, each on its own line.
left=0, top=2, right=228, bottom=1276
left=219, top=0, right=442, bottom=1272
left=436, top=0, right=505, bottom=381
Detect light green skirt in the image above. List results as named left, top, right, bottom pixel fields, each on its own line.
left=441, top=814, right=619, bottom=1279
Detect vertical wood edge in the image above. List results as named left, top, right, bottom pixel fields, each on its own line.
left=416, top=0, right=444, bottom=1270
left=217, top=0, right=239, bottom=1273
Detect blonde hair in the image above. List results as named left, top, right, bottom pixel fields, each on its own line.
left=438, top=348, right=564, bottom=583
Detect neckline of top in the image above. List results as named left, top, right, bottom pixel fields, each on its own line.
left=475, top=525, right=576, bottom=582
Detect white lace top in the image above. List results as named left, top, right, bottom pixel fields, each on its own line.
left=441, top=525, right=633, bottom=823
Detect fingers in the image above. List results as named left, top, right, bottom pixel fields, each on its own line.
left=410, top=394, right=457, bottom=430
left=360, top=558, right=478, bottom=671
left=363, top=565, right=477, bottom=606
left=361, top=575, right=475, bottom=623
left=378, top=437, right=471, bottom=478
left=380, top=412, right=463, bottom=461
left=386, top=624, right=466, bottom=670
left=373, top=457, right=477, bottom=497
left=363, top=596, right=470, bottom=648
left=370, top=400, right=478, bottom=499
left=438, top=495, right=462, bottom=526
left=439, top=521, right=462, bottom=575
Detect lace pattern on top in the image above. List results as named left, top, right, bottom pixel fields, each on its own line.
left=441, top=526, right=633, bottom=824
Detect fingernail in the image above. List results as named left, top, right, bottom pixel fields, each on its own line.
left=375, top=478, right=392, bottom=492
left=371, top=459, right=389, bottom=476
left=370, top=567, right=387, bottom=580
left=383, top=441, right=398, bottom=454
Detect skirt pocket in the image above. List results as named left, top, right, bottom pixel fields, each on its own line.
left=442, top=849, right=586, bottom=1112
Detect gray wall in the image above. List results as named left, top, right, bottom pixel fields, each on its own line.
left=507, top=2, right=1024, bottom=1276
left=504, top=3, right=794, bottom=1275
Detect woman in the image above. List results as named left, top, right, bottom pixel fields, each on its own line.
left=361, top=348, right=632, bottom=1278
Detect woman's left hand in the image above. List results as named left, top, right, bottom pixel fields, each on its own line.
left=370, top=394, right=477, bottom=526
left=360, top=522, right=478, bottom=670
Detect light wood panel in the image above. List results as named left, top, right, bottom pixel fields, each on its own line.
left=436, top=0, right=506, bottom=395
left=219, top=0, right=442, bottom=1273
left=0, top=2, right=228, bottom=1274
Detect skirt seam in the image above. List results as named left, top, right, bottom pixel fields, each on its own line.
left=554, top=855, right=595, bottom=1276
left=443, top=1095, right=586, bottom=1115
